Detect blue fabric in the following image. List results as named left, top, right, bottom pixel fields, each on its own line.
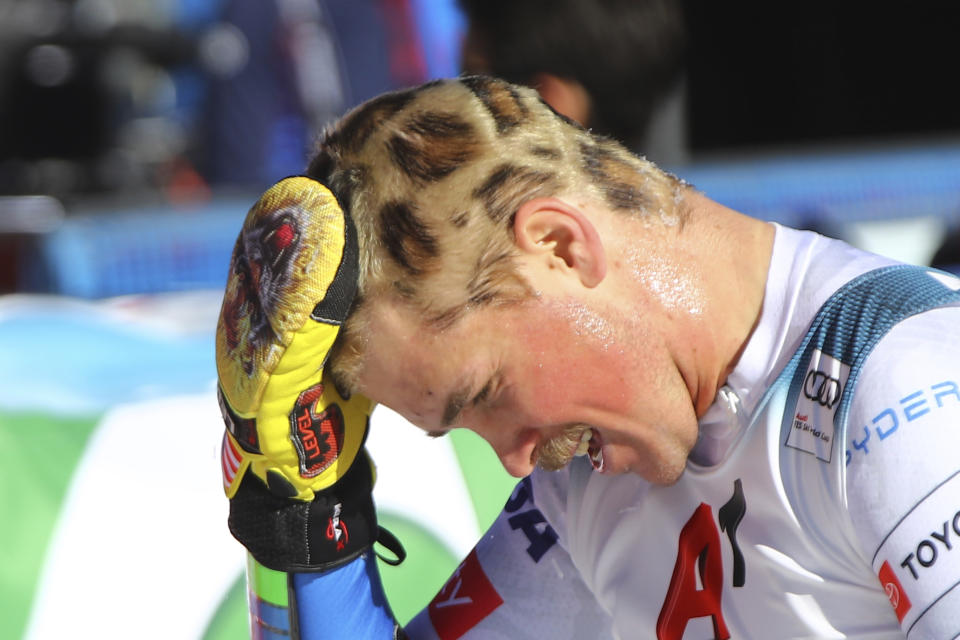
left=292, top=553, right=397, bottom=639
left=325, top=0, right=394, bottom=107
left=409, top=0, right=465, bottom=79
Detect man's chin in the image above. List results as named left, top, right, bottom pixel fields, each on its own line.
left=637, top=457, right=688, bottom=485
left=609, top=445, right=690, bottom=484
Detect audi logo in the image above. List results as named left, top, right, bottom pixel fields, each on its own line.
left=803, top=369, right=842, bottom=408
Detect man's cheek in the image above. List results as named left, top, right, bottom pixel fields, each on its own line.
left=529, top=380, right=575, bottom=415
left=527, top=370, right=629, bottom=419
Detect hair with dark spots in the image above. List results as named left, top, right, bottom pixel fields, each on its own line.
left=474, top=163, right=558, bottom=223
left=461, top=74, right=528, bottom=134
left=332, top=89, right=418, bottom=153
left=305, top=76, right=685, bottom=391
left=386, top=112, right=478, bottom=183
left=537, top=97, right=584, bottom=130
left=580, top=140, right=653, bottom=212
left=451, top=210, right=471, bottom=228
left=307, top=147, right=335, bottom=185
left=306, top=148, right=361, bottom=216
left=391, top=279, right=417, bottom=299
left=466, top=248, right=525, bottom=306
left=378, top=200, right=437, bottom=275
left=530, top=145, right=562, bottom=160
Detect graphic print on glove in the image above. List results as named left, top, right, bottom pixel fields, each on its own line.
left=215, top=176, right=371, bottom=502
left=290, top=383, right=345, bottom=478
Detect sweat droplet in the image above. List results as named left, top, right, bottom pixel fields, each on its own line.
left=556, top=300, right=617, bottom=350
left=628, top=253, right=704, bottom=317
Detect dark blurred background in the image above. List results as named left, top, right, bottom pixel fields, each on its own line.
left=684, top=4, right=960, bottom=152
left=1, top=0, right=959, bottom=297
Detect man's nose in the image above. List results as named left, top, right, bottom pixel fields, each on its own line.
left=473, top=419, right=539, bottom=478
left=496, top=444, right=537, bottom=478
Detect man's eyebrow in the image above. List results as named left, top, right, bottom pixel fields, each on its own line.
left=441, top=385, right=471, bottom=427
left=440, top=375, right=495, bottom=429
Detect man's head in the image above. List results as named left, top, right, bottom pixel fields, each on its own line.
left=311, top=77, right=683, bottom=377
left=309, top=76, right=704, bottom=483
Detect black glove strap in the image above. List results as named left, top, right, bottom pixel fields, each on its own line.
left=375, top=525, right=406, bottom=567
left=229, top=450, right=379, bottom=572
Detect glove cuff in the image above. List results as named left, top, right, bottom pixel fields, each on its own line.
left=229, top=449, right=377, bottom=572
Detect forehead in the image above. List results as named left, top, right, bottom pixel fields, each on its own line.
left=354, top=294, right=600, bottom=404
left=353, top=298, right=490, bottom=422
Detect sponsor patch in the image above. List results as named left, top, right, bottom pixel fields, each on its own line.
left=785, top=349, right=849, bottom=462
left=846, top=379, right=960, bottom=466
left=428, top=549, right=503, bottom=640
left=289, top=383, right=344, bottom=478
left=878, top=560, right=912, bottom=622
left=325, top=502, right=349, bottom=552
left=872, top=471, right=960, bottom=631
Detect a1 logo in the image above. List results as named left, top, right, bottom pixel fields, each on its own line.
left=656, top=479, right=746, bottom=640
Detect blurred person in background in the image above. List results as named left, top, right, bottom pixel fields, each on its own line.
left=457, top=0, right=688, bottom=165
left=0, top=0, right=457, bottom=199
left=0, top=0, right=216, bottom=292
left=0, top=0, right=461, bottom=293
left=0, top=0, right=225, bottom=200
left=200, top=0, right=464, bottom=189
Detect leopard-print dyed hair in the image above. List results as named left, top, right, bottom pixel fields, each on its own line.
left=307, top=76, right=685, bottom=390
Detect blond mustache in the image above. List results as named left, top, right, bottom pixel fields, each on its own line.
left=537, top=424, right=590, bottom=471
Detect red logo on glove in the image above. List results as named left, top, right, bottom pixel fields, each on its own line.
left=428, top=549, right=503, bottom=640
left=326, top=503, right=349, bottom=552
left=290, top=384, right=344, bottom=477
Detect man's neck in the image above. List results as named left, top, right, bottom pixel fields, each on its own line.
left=666, top=192, right=775, bottom=417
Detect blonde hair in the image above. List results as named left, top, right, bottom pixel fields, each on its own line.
left=307, top=76, right=684, bottom=390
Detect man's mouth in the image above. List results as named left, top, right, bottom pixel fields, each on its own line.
left=574, top=428, right=605, bottom=472
left=537, top=424, right=603, bottom=471
left=573, top=428, right=592, bottom=456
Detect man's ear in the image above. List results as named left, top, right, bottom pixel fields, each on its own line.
left=513, top=197, right=606, bottom=288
